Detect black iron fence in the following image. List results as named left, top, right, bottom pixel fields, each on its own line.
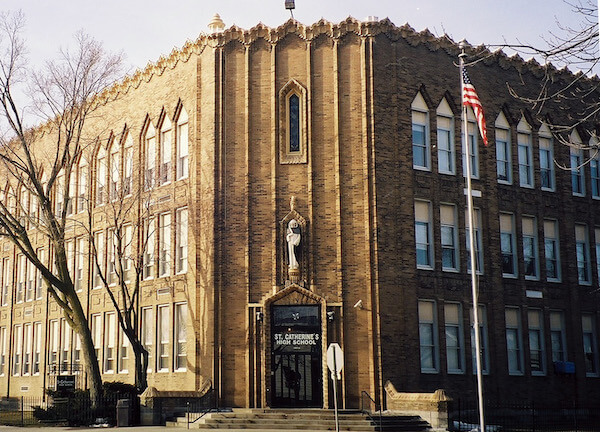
left=450, top=399, right=600, bottom=432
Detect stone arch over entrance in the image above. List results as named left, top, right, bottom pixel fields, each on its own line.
left=259, top=284, right=327, bottom=408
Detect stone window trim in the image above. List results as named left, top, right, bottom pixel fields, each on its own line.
left=279, top=79, right=308, bottom=165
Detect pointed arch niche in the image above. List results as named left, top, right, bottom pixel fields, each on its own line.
left=279, top=79, right=308, bottom=164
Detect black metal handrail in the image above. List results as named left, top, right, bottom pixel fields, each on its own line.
left=186, top=387, right=218, bottom=429
left=360, top=391, right=382, bottom=432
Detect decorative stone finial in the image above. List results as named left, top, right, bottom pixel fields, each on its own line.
left=290, top=195, right=296, bottom=212
left=208, top=13, right=225, bottom=33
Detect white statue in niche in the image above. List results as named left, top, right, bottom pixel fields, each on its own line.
left=286, top=219, right=301, bottom=269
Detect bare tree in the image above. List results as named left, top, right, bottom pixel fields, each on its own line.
left=0, top=11, right=123, bottom=402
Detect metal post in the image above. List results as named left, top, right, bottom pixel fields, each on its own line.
left=332, top=354, right=340, bottom=432
left=459, top=41, right=485, bottom=432
left=21, top=396, right=24, bottom=426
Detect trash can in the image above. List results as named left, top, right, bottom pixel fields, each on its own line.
left=116, top=399, right=130, bottom=427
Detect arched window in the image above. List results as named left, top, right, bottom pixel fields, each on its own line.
left=412, top=92, right=430, bottom=170
left=436, top=98, right=454, bottom=175
left=495, top=112, right=512, bottom=184
left=145, top=123, right=156, bottom=190
left=288, top=93, right=300, bottom=153
left=517, top=116, right=533, bottom=188
left=539, top=123, right=554, bottom=191
left=160, top=115, right=172, bottom=185
left=176, top=108, right=188, bottom=180
left=77, top=159, right=88, bottom=213
left=279, top=80, right=307, bottom=164
left=96, top=147, right=107, bottom=205
left=110, top=136, right=120, bottom=201
left=123, top=133, right=133, bottom=196
left=570, top=130, right=584, bottom=196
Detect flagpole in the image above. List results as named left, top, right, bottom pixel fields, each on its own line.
left=459, top=40, right=485, bottom=432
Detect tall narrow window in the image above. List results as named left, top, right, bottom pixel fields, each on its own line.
left=288, top=94, right=300, bottom=153
left=465, top=208, right=483, bottom=274
left=108, top=229, right=117, bottom=285
left=176, top=108, right=189, bottom=180
left=415, top=201, right=433, bottom=269
left=65, top=240, right=74, bottom=290
left=500, top=213, right=517, bottom=277
left=91, top=314, right=101, bottom=362
left=55, top=171, right=65, bottom=214
left=49, top=320, right=59, bottom=367
left=470, top=306, right=489, bottom=374
left=26, top=253, right=35, bottom=302
left=437, top=100, right=454, bottom=175
left=78, top=160, right=88, bottom=213
left=174, top=303, right=187, bottom=371
left=418, top=300, right=438, bottom=373
left=12, top=325, right=22, bottom=375
left=159, top=212, right=171, bottom=277
left=517, top=118, right=533, bottom=188
left=495, top=113, right=511, bottom=184
left=143, top=218, right=156, bottom=280
left=462, top=113, right=479, bottom=178
left=60, top=319, right=70, bottom=372
left=35, top=249, right=44, bottom=299
left=445, top=303, right=464, bottom=374
left=72, top=334, right=81, bottom=369
left=160, top=116, right=172, bottom=185
left=124, top=224, right=133, bottom=282
left=576, top=224, right=591, bottom=284
left=145, top=123, right=156, bottom=190
left=522, top=216, right=539, bottom=280
left=33, top=322, right=41, bottom=375
left=23, top=323, right=32, bottom=375
left=110, top=140, right=120, bottom=201
left=123, top=134, right=133, bottom=196
left=75, top=238, right=84, bottom=292
left=157, top=305, right=169, bottom=372
left=528, top=309, right=545, bottom=375
left=582, top=314, right=598, bottom=376
left=571, top=148, right=585, bottom=196
left=176, top=208, right=188, bottom=274
left=118, top=327, right=129, bottom=373
left=93, top=231, right=105, bottom=288
left=141, top=307, right=153, bottom=372
left=440, top=204, right=458, bottom=271
left=591, top=151, right=600, bottom=199
left=544, top=220, right=560, bottom=281
left=412, top=93, right=430, bottom=170
left=550, top=311, right=567, bottom=362
left=1, top=258, right=9, bottom=306
left=505, top=307, right=524, bottom=375
left=104, top=312, right=116, bottom=373
left=0, top=327, right=6, bottom=375
left=539, top=124, right=555, bottom=191
left=96, top=148, right=106, bottom=205
left=16, top=254, right=26, bottom=303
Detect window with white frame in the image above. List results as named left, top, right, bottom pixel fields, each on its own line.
left=444, top=303, right=464, bottom=374
left=418, top=300, right=438, bottom=373
left=108, top=228, right=117, bottom=285
left=465, top=208, right=483, bottom=274
left=91, top=314, right=101, bottom=363
left=123, top=133, right=133, bottom=196
left=65, top=240, right=74, bottom=292
left=517, top=118, right=533, bottom=188
left=118, top=326, right=129, bottom=373
left=440, top=204, right=458, bottom=271
left=49, top=320, right=59, bottom=366
left=55, top=171, right=65, bottom=214
left=26, top=253, right=35, bottom=302
left=141, top=307, right=153, bottom=372
left=522, top=216, right=539, bottom=280
left=591, top=151, right=600, bottom=199
left=414, top=200, right=433, bottom=269
left=571, top=147, right=585, bottom=196
left=23, top=323, right=32, bottom=375
left=67, top=167, right=75, bottom=215
left=72, top=333, right=81, bottom=368
left=157, top=305, right=169, bottom=372
left=176, top=108, right=189, bottom=180
left=544, top=220, right=560, bottom=281
left=124, top=224, right=133, bottom=282
left=35, top=249, right=44, bottom=300
left=462, top=115, right=479, bottom=178
left=33, top=322, right=41, bottom=375
left=0, top=327, right=6, bottom=375
left=539, top=125, right=555, bottom=191
left=582, top=314, right=598, bottom=376
left=160, top=116, right=172, bottom=185
left=528, top=309, right=545, bottom=375
left=143, top=218, right=156, bottom=280
left=500, top=213, right=517, bottom=277
left=75, top=238, right=84, bottom=291
left=20, top=186, right=29, bottom=228
left=16, top=254, right=25, bottom=303
left=412, top=93, right=430, bottom=170
left=60, top=319, right=70, bottom=372
left=145, top=123, right=156, bottom=190
left=176, top=208, right=188, bottom=274
left=96, top=148, right=107, bottom=205
left=436, top=100, right=454, bottom=175
left=77, top=160, right=88, bottom=213
left=1, top=258, right=8, bottom=306
left=110, top=139, right=120, bottom=201
left=12, top=324, right=22, bottom=375
left=576, top=224, right=591, bottom=284
left=93, top=231, right=105, bottom=288
left=470, top=305, right=489, bottom=374
left=159, top=212, right=171, bottom=277
left=505, top=307, right=524, bottom=375
left=174, top=303, right=187, bottom=371
left=104, top=312, right=116, bottom=373
left=495, top=113, right=511, bottom=184
left=550, top=311, right=567, bottom=362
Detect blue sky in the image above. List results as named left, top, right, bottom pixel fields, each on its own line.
left=2, top=0, right=592, bottom=74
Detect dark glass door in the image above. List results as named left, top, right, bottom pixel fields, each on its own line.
left=271, top=305, right=322, bottom=407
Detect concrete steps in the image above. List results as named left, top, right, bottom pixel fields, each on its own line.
left=166, top=408, right=432, bottom=431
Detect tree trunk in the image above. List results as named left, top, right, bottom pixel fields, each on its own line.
left=130, top=340, right=148, bottom=393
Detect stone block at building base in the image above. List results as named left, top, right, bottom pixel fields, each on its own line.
left=140, top=381, right=212, bottom=425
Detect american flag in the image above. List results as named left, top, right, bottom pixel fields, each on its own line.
left=462, top=69, right=488, bottom=146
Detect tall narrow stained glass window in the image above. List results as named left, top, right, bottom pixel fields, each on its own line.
left=289, top=94, right=300, bottom=153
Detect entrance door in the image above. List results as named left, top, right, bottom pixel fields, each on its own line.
left=271, top=305, right=322, bottom=407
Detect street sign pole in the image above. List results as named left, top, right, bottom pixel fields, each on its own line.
left=327, top=343, right=344, bottom=432
left=332, top=354, right=339, bottom=432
